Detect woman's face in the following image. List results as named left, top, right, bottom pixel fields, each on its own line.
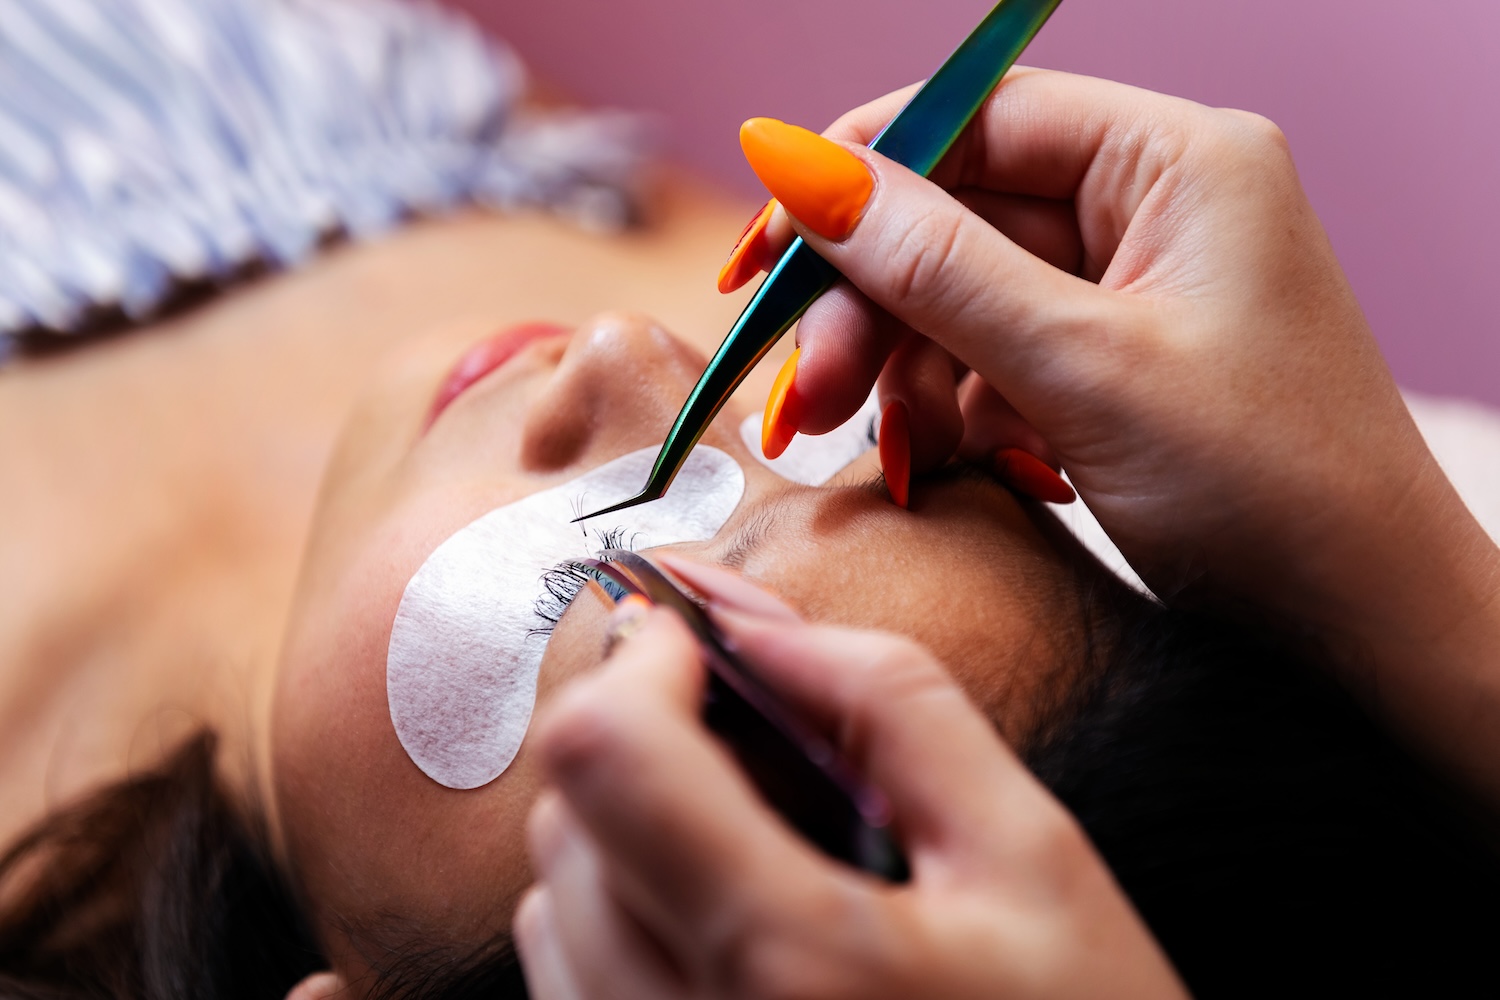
left=270, top=313, right=1086, bottom=973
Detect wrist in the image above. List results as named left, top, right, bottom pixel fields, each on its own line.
left=1279, top=458, right=1500, bottom=801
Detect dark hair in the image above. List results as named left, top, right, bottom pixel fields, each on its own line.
left=1028, top=601, right=1500, bottom=996
left=0, top=732, right=528, bottom=1000
left=0, top=733, right=321, bottom=998
left=4, top=606, right=1498, bottom=998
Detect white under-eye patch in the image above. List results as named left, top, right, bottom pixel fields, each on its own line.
left=387, top=446, right=745, bottom=790
left=740, top=391, right=881, bottom=485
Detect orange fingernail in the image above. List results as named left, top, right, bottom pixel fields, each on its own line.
left=740, top=118, right=873, bottom=241
left=761, top=348, right=803, bottom=460
left=605, top=594, right=653, bottom=647
left=718, top=199, right=777, bottom=294
left=995, top=448, right=1076, bottom=504
left=878, top=401, right=911, bottom=509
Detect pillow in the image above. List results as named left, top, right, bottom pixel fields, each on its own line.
left=0, top=0, right=648, bottom=346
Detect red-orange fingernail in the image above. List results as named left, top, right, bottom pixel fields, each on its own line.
left=718, top=199, right=777, bottom=294
left=740, top=118, right=873, bottom=241
left=994, top=448, right=1076, bottom=504
left=761, top=348, right=802, bottom=460
left=878, top=401, right=911, bottom=509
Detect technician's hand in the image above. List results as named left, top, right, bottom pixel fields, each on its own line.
left=722, top=69, right=1500, bottom=804
left=516, top=559, right=1188, bottom=1000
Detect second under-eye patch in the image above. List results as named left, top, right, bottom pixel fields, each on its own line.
left=740, top=391, right=881, bottom=485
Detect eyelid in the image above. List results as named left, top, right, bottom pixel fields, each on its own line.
left=530, top=527, right=641, bottom=636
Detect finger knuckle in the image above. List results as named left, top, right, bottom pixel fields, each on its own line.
left=718, top=926, right=849, bottom=1000
left=1216, top=108, right=1292, bottom=161
left=1016, top=808, right=1096, bottom=888
left=706, top=917, right=784, bottom=1000
left=864, top=635, right=949, bottom=694
left=721, top=936, right=808, bottom=1000
left=884, top=207, right=967, bottom=322
left=825, top=106, right=870, bottom=143
left=1060, top=296, right=1169, bottom=389
left=837, top=635, right=959, bottom=741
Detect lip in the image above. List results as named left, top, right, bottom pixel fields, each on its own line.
left=424, top=322, right=571, bottom=431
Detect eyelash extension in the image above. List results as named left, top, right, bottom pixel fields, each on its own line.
left=528, top=525, right=640, bottom=637
left=530, top=563, right=593, bottom=638
left=590, top=525, right=642, bottom=553
left=864, top=411, right=879, bottom=448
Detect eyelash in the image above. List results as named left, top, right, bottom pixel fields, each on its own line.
left=530, top=447, right=1007, bottom=638
left=529, top=525, right=639, bottom=637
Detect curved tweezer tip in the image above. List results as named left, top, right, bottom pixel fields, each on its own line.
left=570, top=488, right=662, bottom=523
left=573, top=0, right=1062, bottom=523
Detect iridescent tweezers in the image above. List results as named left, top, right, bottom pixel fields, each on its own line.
left=575, top=0, right=1064, bottom=521
left=570, top=551, right=909, bottom=882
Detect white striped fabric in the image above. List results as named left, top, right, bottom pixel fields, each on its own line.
left=0, top=0, right=648, bottom=344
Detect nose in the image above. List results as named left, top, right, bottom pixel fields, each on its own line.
left=519, top=312, right=708, bottom=472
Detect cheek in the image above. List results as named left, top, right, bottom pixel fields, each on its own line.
left=273, top=542, right=414, bottom=847
left=387, top=446, right=745, bottom=791
left=272, top=562, right=547, bottom=946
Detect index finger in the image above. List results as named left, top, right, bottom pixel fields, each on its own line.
left=836, top=67, right=1207, bottom=200
left=710, top=610, right=1066, bottom=876
left=759, top=67, right=1211, bottom=262
left=532, top=608, right=839, bottom=960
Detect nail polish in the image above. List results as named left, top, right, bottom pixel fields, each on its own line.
left=740, top=118, right=873, bottom=241
left=761, top=348, right=803, bottom=460
left=718, top=200, right=776, bottom=294
left=994, top=448, right=1076, bottom=504
left=878, top=401, right=911, bottom=509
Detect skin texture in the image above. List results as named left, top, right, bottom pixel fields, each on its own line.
left=744, top=68, right=1500, bottom=809
left=0, top=175, right=765, bottom=855
left=518, top=568, right=1187, bottom=1000
left=269, top=312, right=1099, bottom=986
left=11, top=62, right=1496, bottom=998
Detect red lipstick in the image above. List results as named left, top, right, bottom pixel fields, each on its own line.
left=425, top=322, right=569, bottom=431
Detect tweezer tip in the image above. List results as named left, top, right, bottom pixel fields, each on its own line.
left=570, top=491, right=659, bottom=523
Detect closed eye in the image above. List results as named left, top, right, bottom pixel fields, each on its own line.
left=529, top=526, right=640, bottom=637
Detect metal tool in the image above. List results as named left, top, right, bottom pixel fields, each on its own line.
left=574, top=0, right=1064, bottom=521
left=570, top=551, right=910, bottom=881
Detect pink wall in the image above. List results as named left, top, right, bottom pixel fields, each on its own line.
left=457, top=0, right=1500, bottom=405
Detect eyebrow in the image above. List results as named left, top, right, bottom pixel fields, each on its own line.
left=717, top=491, right=793, bottom=570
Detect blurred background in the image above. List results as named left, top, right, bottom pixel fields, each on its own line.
left=459, top=0, right=1499, bottom=405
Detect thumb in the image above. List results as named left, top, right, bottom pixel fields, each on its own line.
left=740, top=117, right=1119, bottom=418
